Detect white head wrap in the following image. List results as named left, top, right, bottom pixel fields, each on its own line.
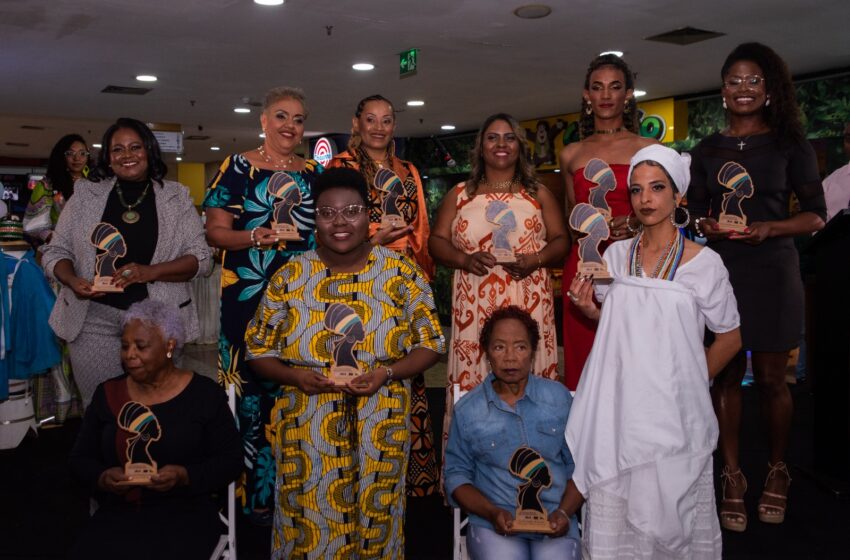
left=627, top=144, right=692, bottom=197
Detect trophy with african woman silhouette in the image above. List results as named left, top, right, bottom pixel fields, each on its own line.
left=717, top=161, right=754, bottom=232
left=324, top=302, right=366, bottom=386
left=569, top=202, right=612, bottom=280
left=115, top=401, right=162, bottom=485
left=509, top=446, right=555, bottom=533
left=584, top=158, right=617, bottom=220
left=90, top=222, right=126, bottom=292
left=267, top=171, right=303, bottom=240
left=485, top=199, right=517, bottom=263
left=374, top=168, right=408, bottom=230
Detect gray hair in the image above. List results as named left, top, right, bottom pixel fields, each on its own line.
left=263, top=86, right=309, bottom=117
left=122, top=300, right=187, bottom=350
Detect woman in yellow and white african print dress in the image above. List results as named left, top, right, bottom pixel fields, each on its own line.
left=245, top=168, right=444, bottom=559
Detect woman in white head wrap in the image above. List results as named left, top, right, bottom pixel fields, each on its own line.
left=563, top=145, right=743, bottom=558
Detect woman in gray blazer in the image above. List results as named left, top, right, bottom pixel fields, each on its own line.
left=41, top=118, right=211, bottom=407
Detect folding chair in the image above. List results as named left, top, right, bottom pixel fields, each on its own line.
left=210, top=383, right=237, bottom=560
left=451, top=383, right=469, bottom=560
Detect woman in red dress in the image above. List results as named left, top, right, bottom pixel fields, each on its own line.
left=559, top=54, right=657, bottom=390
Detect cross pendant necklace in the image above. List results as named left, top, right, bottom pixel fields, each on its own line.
left=737, top=138, right=747, bottom=150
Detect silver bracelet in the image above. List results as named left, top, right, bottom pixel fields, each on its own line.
left=554, top=508, right=569, bottom=520
left=250, top=227, right=261, bottom=248
left=694, top=217, right=706, bottom=238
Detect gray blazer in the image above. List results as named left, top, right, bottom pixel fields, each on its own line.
left=41, top=177, right=212, bottom=342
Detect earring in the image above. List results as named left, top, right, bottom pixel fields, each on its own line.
left=625, top=215, right=642, bottom=235
left=584, top=100, right=592, bottom=115
left=166, top=350, right=173, bottom=359
left=722, top=98, right=728, bottom=110
left=765, top=96, right=771, bottom=107
left=670, top=206, right=691, bottom=228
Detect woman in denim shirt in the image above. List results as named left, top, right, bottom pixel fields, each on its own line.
left=445, top=306, right=582, bottom=560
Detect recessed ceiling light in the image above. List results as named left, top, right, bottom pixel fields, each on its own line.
left=259, top=132, right=266, bottom=138
left=254, top=0, right=284, bottom=5
left=135, top=74, right=157, bottom=82
left=233, top=107, right=251, bottom=114
left=352, top=63, right=375, bottom=71
left=599, top=50, right=624, bottom=57
left=513, top=4, right=552, bottom=19
left=92, top=143, right=102, bottom=148
left=210, top=146, right=221, bottom=151
left=407, top=100, right=425, bottom=107
left=634, top=90, right=647, bottom=97
left=176, top=156, right=182, bottom=161
left=441, top=124, right=456, bottom=131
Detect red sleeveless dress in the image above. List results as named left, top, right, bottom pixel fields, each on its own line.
left=562, top=163, right=632, bottom=390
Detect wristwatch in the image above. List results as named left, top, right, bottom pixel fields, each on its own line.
left=384, top=366, right=394, bottom=384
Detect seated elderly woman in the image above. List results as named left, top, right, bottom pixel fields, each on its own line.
left=68, top=300, right=242, bottom=560
left=444, top=305, right=582, bottom=560
left=245, top=167, right=445, bottom=559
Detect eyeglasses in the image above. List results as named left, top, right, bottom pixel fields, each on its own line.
left=315, top=204, right=367, bottom=222
left=64, top=150, right=90, bottom=158
left=110, top=144, right=145, bottom=155
left=723, top=75, right=765, bottom=88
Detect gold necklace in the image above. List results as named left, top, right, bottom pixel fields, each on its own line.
left=257, top=146, right=295, bottom=169
left=116, top=181, right=151, bottom=224
left=484, top=178, right=516, bottom=191
left=594, top=126, right=625, bottom=135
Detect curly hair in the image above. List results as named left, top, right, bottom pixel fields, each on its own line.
left=579, top=54, right=639, bottom=140
left=479, top=305, right=541, bottom=352
left=263, top=86, right=309, bottom=117
left=721, top=42, right=804, bottom=145
left=466, top=113, right=539, bottom=197
left=45, top=133, right=89, bottom=200
left=347, top=94, right=396, bottom=184
left=90, top=118, right=167, bottom=185
left=123, top=300, right=187, bottom=350
left=313, top=167, right=370, bottom=207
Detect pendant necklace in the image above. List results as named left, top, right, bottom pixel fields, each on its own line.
left=116, top=181, right=151, bottom=224
left=484, top=178, right=517, bottom=192
left=594, top=126, right=625, bottom=135
left=258, top=146, right=295, bottom=169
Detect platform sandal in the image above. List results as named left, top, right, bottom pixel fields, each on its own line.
left=758, top=461, right=791, bottom=524
left=720, top=465, right=748, bottom=532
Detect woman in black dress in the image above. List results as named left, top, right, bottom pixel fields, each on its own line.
left=688, top=42, right=826, bottom=531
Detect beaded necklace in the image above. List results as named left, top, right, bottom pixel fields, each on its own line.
left=628, top=229, right=684, bottom=280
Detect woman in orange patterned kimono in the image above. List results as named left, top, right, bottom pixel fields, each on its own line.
left=327, top=94, right=438, bottom=497
left=430, top=113, right=569, bottom=464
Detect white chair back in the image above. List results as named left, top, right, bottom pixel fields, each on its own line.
left=209, top=383, right=238, bottom=560
left=451, top=383, right=469, bottom=560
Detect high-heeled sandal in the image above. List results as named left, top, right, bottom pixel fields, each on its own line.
left=720, top=465, right=748, bottom=532
left=758, top=461, right=791, bottom=524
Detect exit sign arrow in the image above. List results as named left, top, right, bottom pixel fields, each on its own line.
left=400, top=48, right=418, bottom=77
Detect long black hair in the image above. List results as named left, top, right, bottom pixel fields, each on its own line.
left=721, top=42, right=804, bottom=146
left=579, top=54, right=639, bottom=140
left=45, top=133, right=88, bottom=200
left=90, top=117, right=168, bottom=184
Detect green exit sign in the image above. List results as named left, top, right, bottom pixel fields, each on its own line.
left=400, top=48, right=418, bottom=77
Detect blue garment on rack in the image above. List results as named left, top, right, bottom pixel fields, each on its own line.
left=0, top=250, right=61, bottom=400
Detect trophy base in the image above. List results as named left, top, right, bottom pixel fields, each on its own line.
left=330, top=365, right=361, bottom=386
left=512, top=510, right=554, bottom=534
left=381, top=215, right=407, bottom=230
left=578, top=261, right=612, bottom=282
left=492, top=248, right=516, bottom=264
left=271, top=222, right=301, bottom=240
left=92, top=275, right=124, bottom=293
left=116, top=462, right=157, bottom=485
left=717, top=213, right=748, bottom=232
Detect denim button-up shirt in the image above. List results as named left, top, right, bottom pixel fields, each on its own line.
left=444, top=373, right=579, bottom=539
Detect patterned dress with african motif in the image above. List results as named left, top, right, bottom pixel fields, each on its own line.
left=444, top=184, right=559, bottom=454
left=202, top=154, right=322, bottom=517
left=328, top=150, right=439, bottom=497
left=245, top=246, right=445, bottom=559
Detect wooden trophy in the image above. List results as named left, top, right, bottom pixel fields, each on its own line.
left=509, top=446, right=555, bottom=533
left=115, top=401, right=161, bottom=485
left=267, top=172, right=303, bottom=240
left=324, top=303, right=366, bottom=386
left=569, top=203, right=612, bottom=281
left=485, top=199, right=517, bottom=263
left=90, top=222, right=125, bottom=292
left=717, top=162, right=754, bottom=232
left=584, top=158, right=617, bottom=221
left=374, top=168, right=408, bottom=230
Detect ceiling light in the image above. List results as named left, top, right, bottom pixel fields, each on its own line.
left=210, top=146, right=221, bottom=151
left=441, top=125, right=456, bottom=131
left=634, top=90, right=647, bottom=97
left=92, top=143, right=102, bottom=148
left=352, top=63, right=375, bottom=71
left=599, top=50, right=624, bottom=57
left=176, top=156, right=182, bottom=161
left=233, top=107, right=251, bottom=114
left=135, top=74, right=157, bottom=82
left=259, top=132, right=266, bottom=138
left=513, top=4, right=552, bottom=19
left=407, top=100, right=425, bottom=107
left=254, top=0, right=284, bottom=5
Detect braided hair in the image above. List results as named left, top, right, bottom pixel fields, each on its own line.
left=347, top=94, right=396, bottom=183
